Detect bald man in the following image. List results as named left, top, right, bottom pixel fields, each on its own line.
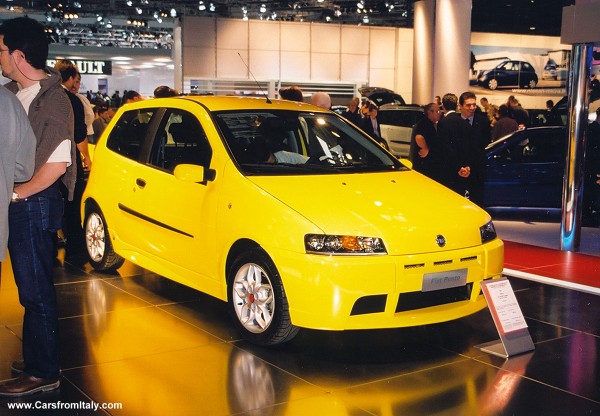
left=311, top=92, right=331, bottom=110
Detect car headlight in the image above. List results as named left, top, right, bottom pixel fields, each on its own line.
left=305, top=234, right=387, bottom=255
left=480, top=221, right=497, bottom=244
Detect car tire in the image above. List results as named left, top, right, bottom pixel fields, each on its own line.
left=84, top=206, right=125, bottom=272
left=487, top=79, right=498, bottom=90
left=528, top=79, right=537, bottom=89
left=228, top=249, right=299, bottom=345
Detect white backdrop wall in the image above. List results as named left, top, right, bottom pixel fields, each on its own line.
left=179, top=16, right=568, bottom=106
left=179, top=16, right=414, bottom=101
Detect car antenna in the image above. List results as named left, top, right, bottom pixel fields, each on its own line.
left=238, top=52, right=271, bottom=104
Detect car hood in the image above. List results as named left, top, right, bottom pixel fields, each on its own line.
left=249, top=171, right=491, bottom=255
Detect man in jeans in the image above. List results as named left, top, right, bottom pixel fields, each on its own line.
left=0, top=17, right=76, bottom=397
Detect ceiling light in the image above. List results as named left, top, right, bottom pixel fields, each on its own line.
left=260, top=4, right=267, bottom=13
left=198, top=1, right=206, bottom=11
left=126, top=0, right=133, bottom=6
left=170, top=8, right=177, bottom=17
left=362, top=15, right=369, bottom=23
left=209, top=3, right=216, bottom=12
left=136, top=7, right=142, bottom=14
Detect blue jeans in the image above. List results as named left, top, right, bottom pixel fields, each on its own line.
left=8, top=183, right=63, bottom=380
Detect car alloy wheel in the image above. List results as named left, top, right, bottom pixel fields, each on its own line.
left=528, top=79, right=537, bottom=89
left=84, top=206, right=124, bottom=272
left=228, top=249, right=298, bottom=345
left=488, top=79, right=498, bottom=90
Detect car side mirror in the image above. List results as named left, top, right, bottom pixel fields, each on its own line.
left=174, top=164, right=216, bottom=184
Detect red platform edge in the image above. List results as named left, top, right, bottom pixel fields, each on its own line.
left=503, top=240, right=600, bottom=295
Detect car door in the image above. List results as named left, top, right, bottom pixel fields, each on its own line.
left=120, top=104, right=218, bottom=285
left=499, top=61, right=519, bottom=87
left=485, top=129, right=566, bottom=208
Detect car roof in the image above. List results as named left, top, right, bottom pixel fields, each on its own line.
left=127, top=95, right=328, bottom=112
left=485, top=126, right=566, bottom=151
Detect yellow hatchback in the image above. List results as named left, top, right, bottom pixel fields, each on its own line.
left=82, top=96, right=503, bottom=345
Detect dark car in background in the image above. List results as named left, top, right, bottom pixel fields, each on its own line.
left=477, top=60, right=538, bottom=90
left=484, top=126, right=566, bottom=217
left=359, top=86, right=406, bottom=106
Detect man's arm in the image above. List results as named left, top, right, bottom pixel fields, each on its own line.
left=13, top=162, right=67, bottom=199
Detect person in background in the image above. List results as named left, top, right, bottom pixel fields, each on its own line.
left=311, top=91, right=331, bottom=109
left=70, top=72, right=95, bottom=145
left=409, top=102, right=449, bottom=184
left=0, top=16, right=76, bottom=397
left=122, top=90, right=142, bottom=104
left=341, top=97, right=361, bottom=125
left=92, top=106, right=110, bottom=143
left=434, top=95, right=442, bottom=107
left=153, top=85, right=178, bottom=98
left=361, top=101, right=384, bottom=146
left=278, top=86, right=304, bottom=102
left=491, top=104, right=518, bottom=141
left=438, top=91, right=486, bottom=205
left=480, top=96, right=490, bottom=114
left=0, top=85, right=36, bottom=275
left=54, top=59, right=90, bottom=265
left=507, top=95, right=529, bottom=128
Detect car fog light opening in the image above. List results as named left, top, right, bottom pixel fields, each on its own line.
left=480, top=221, right=497, bottom=244
left=305, top=234, right=386, bottom=255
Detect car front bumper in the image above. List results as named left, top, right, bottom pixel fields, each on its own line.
left=272, top=238, right=504, bottom=330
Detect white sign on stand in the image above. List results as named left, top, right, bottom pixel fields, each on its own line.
left=475, top=277, right=535, bottom=358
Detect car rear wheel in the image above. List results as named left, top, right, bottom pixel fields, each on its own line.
left=487, top=79, right=498, bottom=90
left=228, top=249, right=299, bottom=345
left=84, top=207, right=124, bottom=272
left=527, top=79, right=537, bottom=89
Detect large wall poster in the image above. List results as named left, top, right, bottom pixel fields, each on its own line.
left=468, top=44, right=568, bottom=110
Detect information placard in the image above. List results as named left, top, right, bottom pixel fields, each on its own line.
left=476, top=277, right=534, bottom=358
left=481, top=279, right=528, bottom=334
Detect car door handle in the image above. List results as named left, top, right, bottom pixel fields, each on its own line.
left=136, top=178, right=146, bottom=188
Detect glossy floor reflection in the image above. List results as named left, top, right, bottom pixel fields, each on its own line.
left=1, top=244, right=599, bottom=415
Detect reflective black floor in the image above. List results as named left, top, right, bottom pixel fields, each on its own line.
left=1, top=241, right=599, bottom=415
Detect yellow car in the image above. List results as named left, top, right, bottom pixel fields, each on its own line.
left=82, top=96, right=503, bottom=345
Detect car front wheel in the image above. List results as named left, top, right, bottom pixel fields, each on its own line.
left=84, top=206, right=124, bottom=272
left=228, top=249, right=299, bottom=345
left=487, top=79, right=498, bottom=90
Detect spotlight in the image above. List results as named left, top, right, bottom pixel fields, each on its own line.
left=260, top=3, right=267, bottom=13
left=198, top=1, right=206, bottom=11
left=170, top=8, right=177, bottom=17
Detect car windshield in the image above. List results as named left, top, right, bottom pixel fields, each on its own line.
left=214, top=110, right=404, bottom=175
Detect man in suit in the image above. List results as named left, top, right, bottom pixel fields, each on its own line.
left=361, top=102, right=386, bottom=148
left=438, top=91, right=487, bottom=206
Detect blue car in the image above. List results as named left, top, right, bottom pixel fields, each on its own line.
left=484, top=126, right=566, bottom=217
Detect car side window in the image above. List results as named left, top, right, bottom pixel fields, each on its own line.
left=148, top=110, right=212, bottom=172
left=106, top=108, right=157, bottom=160
left=509, top=132, right=564, bottom=163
